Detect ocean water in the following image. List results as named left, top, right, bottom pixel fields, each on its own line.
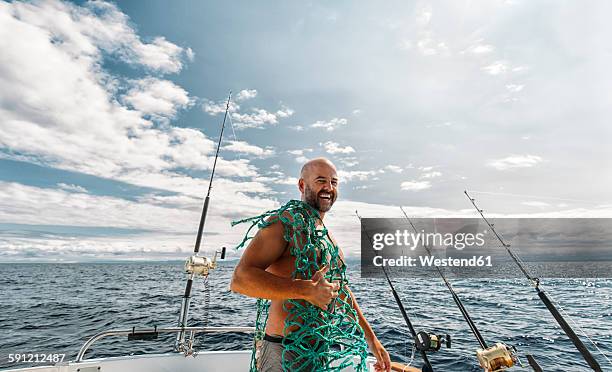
left=0, top=261, right=610, bottom=371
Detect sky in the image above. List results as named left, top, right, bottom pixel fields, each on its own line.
left=0, top=0, right=611, bottom=262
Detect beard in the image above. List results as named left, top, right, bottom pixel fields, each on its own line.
left=304, top=184, right=336, bottom=212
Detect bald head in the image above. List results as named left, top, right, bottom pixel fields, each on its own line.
left=300, top=157, right=337, bottom=179
left=299, top=157, right=338, bottom=214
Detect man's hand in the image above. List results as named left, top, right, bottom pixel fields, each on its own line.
left=307, top=265, right=340, bottom=310
left=370, top=337, right=391, bottom=372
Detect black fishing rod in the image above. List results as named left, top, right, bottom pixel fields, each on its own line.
left=464, top=190, right=602, bottom=372
left=356, top=211, right=435, bottom=372
left=175, top=92, right=232, bottom=351
left=399, top=207, right=543, bottom=372
left=399, top=207, right=487, bottom=349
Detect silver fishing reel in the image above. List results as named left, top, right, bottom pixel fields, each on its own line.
left=476, top=343, right=518, bottom=371
left=185, top=247, right=226, bottom=276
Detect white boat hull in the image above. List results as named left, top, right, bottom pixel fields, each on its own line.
left=2, top=350, right=381, bottom=372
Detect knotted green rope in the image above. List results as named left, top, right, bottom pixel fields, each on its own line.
left=232, top=200, right=368, bottom=371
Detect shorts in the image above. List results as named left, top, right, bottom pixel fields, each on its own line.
left=257, top=334, right=321, bottom=372
left=258, top=339, right=293, bottom=372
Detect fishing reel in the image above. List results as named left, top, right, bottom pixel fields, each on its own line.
left=414, top=331, right=451, bottom=353
left=185, top=246, right=226, bottom=277
left=476, top=343, right=518, bottom=372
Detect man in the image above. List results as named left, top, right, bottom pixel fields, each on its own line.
left=230, top=157, right=391, bottom=372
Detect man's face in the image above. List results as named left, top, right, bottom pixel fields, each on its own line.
left=301, top=164, right=338, bottom=212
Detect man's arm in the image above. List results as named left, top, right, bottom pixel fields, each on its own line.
left=230, top=219, right=339, bottom=308
left=347, top=286, right=391, bottom=372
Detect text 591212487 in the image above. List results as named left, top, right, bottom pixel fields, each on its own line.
left=8, top=354, right=65, bottom=364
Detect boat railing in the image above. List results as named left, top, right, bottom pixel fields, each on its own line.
left=76, top=326, right=255, bottom=362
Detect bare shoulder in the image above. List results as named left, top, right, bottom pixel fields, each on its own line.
left=236, top=218, right=288, bottom=270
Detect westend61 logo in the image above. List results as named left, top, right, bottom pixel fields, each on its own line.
left=360, top=218, right=612, bottom=278
left=371, top=230, right=486, bottom=251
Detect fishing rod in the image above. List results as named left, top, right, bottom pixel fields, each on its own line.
left=399, top=207, right=541, bottom=372
left=175, top=92, right=232, bottom=352
left=356, top=211, right=444, bottom=372
left=464, top=190, right=603, bottom=371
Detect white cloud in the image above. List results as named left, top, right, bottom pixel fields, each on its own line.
left=202, top=99, right=240, bottom=115
left=276, top=107, right=294, bottom=118
left=466, top=43, right=494, bottom=54
left=521, top=201, right=550, bottom=208
left=488, top=155, right=543, bottom=170
left=0, top=181, right=191, bottom=231
left=482, top=61, right=508, bottom=75
left=288, top=149, right=312, bottom=156
left=416, top=5, right=433, bottom=26
left=2, top=1, right=190, bottom=74
left=311, top=117, right=348, bottom=131
left=232, top=108, right=283, bottom=130
left=426, top=121, right=452, bottom=128
left=337, top=170, right=377, bottom=182
left=222, top=140, right=275, bottom=157
left=339, top=157, right=359, bottom=167
left=235, top=89, right=257, bottom=101
left=0, top=0, right=281, bottom=257
left=482, top=61, right=528, bottom=76
left=511, top=66, right=528, bottom=73
left=123, top=77, right=191, bottom=118
left=400, top=180, right=432, bottom=191
left=1, top=183, right=484, bottom=259
left=289, top=125, right=304, bottom=131
left=0, top=234, right=187, bottom=261
left=352, top=109, right=361, bottom=116
left=233, top=109, right=275, bottom=127
left=323, top=141, right=355, bottom=154
left=0, top=181, right=279, bottom=259
left=203, top=92, right=293, bottom=129
left=185, top=47, right=195, bottom=61
left=131, top=36, right=187, bottom=74
left=417, top=38, right=449, bottom=56
left=0, top=0, right=255, bottom=188
left=57, top=183, right=88, bottom=193
left=506, top=84, right=524, bottom=93
left=421, top=171, right=442, bottom=178
left=277, top=177, right=299, bottom=185
left=288, top=149, right=313, bottom=164
left=384, top=165, right=403, bottom=173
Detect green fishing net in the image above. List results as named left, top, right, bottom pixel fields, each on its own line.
left=232, top=200, right=368, bottom=371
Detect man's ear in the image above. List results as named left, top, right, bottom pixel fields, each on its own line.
left=298, top=178, right=305, bottom=193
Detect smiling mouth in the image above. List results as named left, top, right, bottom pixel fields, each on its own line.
left=319, top=193, right=332, bottom=201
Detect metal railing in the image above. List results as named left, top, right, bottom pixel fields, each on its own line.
left=76, top=326, right=255, bottom=362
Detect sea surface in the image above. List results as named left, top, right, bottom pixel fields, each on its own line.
left=0, top=261, right=610, bottom=371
